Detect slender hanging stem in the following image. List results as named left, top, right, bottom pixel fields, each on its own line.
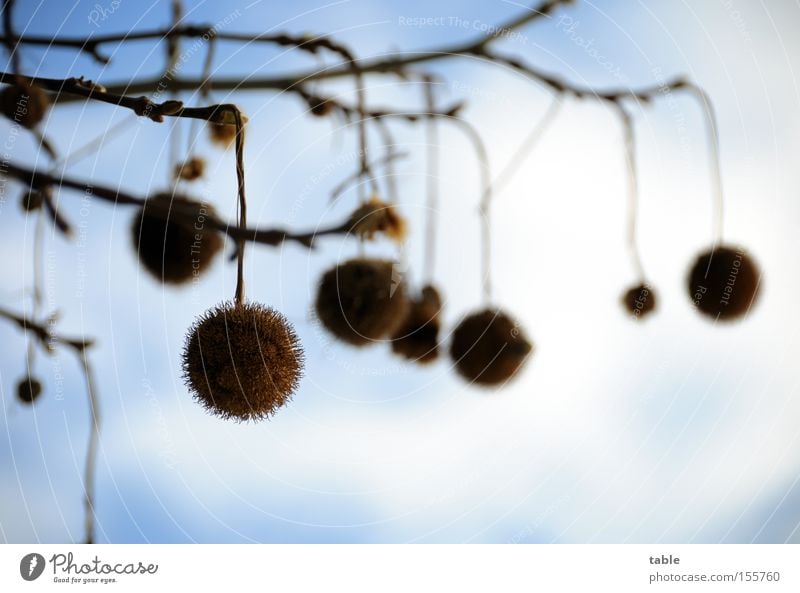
left=232, top=108, right=247, bottom=304
left=487, top=96, right=562, bottom=199
left=684, top=83, right=725, bottom=245
left=616, top=104, right=646, bottom=282
left=79, top=348, right=99, bottom=544
left=423, top=77, right=440, bottom=283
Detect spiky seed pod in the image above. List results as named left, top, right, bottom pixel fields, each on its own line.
left=391, top=285, right=443, bottom=364
left=0, top=83, right=49, bottom=128
left=173, top=156, right=206, bottom=181
left=348, top=196, right=407, bottom=243
left=208, top=122, right=237, bottom=148
left=450, top=309, right=533, bottom=386
left=622, top=283, right=657, bottom=319
left=182, top=301, right=304, bottom=421
left=687, top=245, right=761, bottom=321
left=131, top=193, right=223, bottom=285
left=315, top=258, right=409, bottom=346
left=20, top=190, right=44, bottom=212
left=17, top=376, right=43, bottom=404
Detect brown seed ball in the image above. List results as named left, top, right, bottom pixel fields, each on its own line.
left=208, top=122, right=237, bottom=148
left=20, top=190, right=44, bottom=212
left=131, top=193, right=223, bottom=285
left=182, top=301, right=304, bottom=421
left=687, top=245, right=761, bottom=321
left=450, top=309, right=533, bottom=387
left=391, top=285, right=442, bottom=364
left=315, top=258, right=409, bottom=346
left=17, top=376, right=43, bottom=404
left=308, top=97, right=334, bottom=117
left=622, top=283, right=657, bottom=320
left=0, top=83, right=49, bottom=128
left=173, top=156, right=206, bottom=181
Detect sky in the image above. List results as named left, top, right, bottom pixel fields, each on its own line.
left=1, top=0, right=800, bottom=543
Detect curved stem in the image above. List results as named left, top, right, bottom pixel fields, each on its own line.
left=684, top=83, right=725, bottom=245
left=615, top=105, right=646, bottom=282
left=423, top=78, right=440, bottom=283
left=232, top=108, right=247, bottom=304
left=79, top=348, right=100, bottom=544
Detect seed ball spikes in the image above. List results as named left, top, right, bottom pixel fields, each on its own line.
left=315, top=258, right=409, bottom=346
left=16, top=376, right=43, bottom=404
left=390, top=285, right=443, bottom=364
left=131, top=193, right=223, bottom=285
left=183, top=301, right=304, bottom=421
left=0, top=83, right=49, bottom=128
left=450, top=309, right=533, bottom=386
left=687, top=245, right=761, bottom=321
left=621, top=283, right=657, bottom=320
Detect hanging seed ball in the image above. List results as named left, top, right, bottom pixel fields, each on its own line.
left=173, top=156, right=206, bottom=181
left=183, top=301, right=304, bottom=421
left=308, top=96, right=334, bottom=117
left=17, top=376, right=43, bottom=404
left=131, top=193, right=223, bottom=285
left=315, top=258, right=409, bottom=346
left=0, top=83, right=50, bottom=128
left=450, top=309, right=533, bottom=387
left=20, top=190, right=44, bottom=212
left=622, top=283, right=657, bottom=320
left=208, top=122, right=237, bottom=148
left=687, top=245, right=761, bottom=321
left=391, top=285, right=443, bottom=364
left=348, top=196, right=407, bottom=243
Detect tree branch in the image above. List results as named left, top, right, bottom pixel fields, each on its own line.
left=2, top=162, right=352, bottom=249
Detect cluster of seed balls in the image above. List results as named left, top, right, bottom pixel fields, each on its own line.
left=620, top=245, right=761, bottom=322
left=314, top=258, right=534, bottom=387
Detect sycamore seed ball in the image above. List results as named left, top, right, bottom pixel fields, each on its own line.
left=0, top=83, right=49, bottom=128
left=622, top=283, right=657, bottom=320
left=17, top=376, right=43, bottom=404
left=450, top=309, right=533, bottom=387
left=390, top=284, right=443, bottom=364
left=687, top=245, right=761, bottom=321
left=315, top=258, right=409, bottom=346
left=131, top=193, right=223, bottom=285
left=182, top=302, right=304, bottom=421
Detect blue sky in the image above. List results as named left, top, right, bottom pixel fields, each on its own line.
left=1, top=0, right=800, bottom=543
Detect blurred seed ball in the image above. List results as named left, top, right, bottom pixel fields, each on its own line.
left=17, top=376, right=43, bottom=404
left=173, top=156, right=206, bottom=181
left=450, top=309, right=533, bottom=386
left=622, top=283, right=657, bottom=320
left=208, top=122, right=236, bottom=147
left=348, top=196, right=407, bottom=243
left=183, top=301, right=304, bottom=421
left=687, top=245, right=761, bottom=321
left=131, top=193, right=223, bottom=285
left=391, top=285, right=442, bottom=364
left=0, top=83, right=50, bottom=128
left=315, top=258, right=409, bottom=346
left=308, top=96, right=334, bottom=117
left=20, top=190, right=44, bottom=212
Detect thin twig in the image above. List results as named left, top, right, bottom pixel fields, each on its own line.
left=2, top=162, right=356, bottom=249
